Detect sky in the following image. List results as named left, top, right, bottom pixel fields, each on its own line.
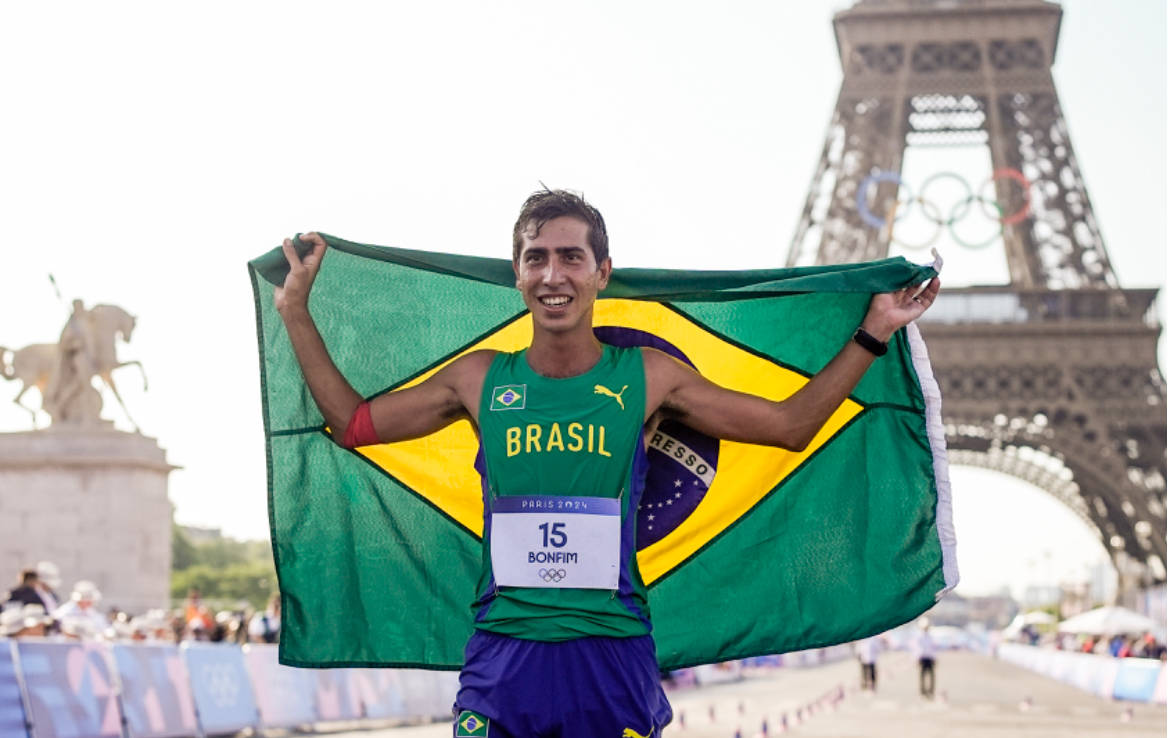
left=0, top=1, right=1164, bottom=601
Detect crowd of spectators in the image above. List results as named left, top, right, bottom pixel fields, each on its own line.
left=1014, top=622, right=1167, bottom=661
left=1, top=564, right=280, bottom=646
left=1059, top=632, right=1167, bottom=660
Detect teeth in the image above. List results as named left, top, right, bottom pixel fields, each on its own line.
left=541, top=296, right=570, bottom=306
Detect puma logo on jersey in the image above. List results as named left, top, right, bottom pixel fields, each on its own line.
left=622, top=729, right=649, bottom=738
left=594, top=384, right=628, bottom=410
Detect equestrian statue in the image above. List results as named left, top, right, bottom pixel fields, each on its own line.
left=0, top=300, right=146, bottom=431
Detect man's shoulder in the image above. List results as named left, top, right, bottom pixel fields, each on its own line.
left=448, top=349, right=499, bottom=377
left=638, top=346, right=690, bottom=376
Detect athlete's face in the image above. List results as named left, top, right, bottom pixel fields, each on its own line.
left=514, top=216, right=611, bottom=334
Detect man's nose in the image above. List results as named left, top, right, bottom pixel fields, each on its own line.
left=542, top=260, right=565, bottom=284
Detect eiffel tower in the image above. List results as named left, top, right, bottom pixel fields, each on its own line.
left=787, top=0, right=1167, bottom=592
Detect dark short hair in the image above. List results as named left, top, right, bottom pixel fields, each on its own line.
left=19, top=568, right=37, bottom=585
left=512, top=188, right=609, bottom=266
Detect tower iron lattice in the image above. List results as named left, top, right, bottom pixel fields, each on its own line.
left=788, top=0, right=1166, bottom=589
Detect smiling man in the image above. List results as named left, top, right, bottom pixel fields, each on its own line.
left=276, top=188, right=938, bottom=737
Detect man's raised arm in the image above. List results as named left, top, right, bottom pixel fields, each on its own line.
left=275, top=233, right=487, bottom=446
left=645, top=277, right=941, bottom=451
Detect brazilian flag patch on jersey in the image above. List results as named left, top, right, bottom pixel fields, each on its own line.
left=490, top=384, right=526, bottom=411
left=456, top=710, right=490, bottom=736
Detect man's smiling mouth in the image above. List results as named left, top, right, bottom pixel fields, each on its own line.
left=540, top=296, right=571, bottom=307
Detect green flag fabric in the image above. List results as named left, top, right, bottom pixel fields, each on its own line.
left=248, top=233, right=958, bottom=671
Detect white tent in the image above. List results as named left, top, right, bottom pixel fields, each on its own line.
left=1057, top=606, right=1163, bottom=637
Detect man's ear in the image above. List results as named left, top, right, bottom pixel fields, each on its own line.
left=513, top=258, right=521, bottom=289
left=597, top=257, right=612, bottom=290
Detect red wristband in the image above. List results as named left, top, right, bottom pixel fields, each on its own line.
left=340, top=401, right=379, bottom=448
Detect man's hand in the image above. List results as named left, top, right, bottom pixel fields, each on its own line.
left=860, top=276, right=941, bottom=343
left=275, top=232, right=327, bottom=315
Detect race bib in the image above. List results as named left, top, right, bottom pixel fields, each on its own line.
left=490, top=495, right=621, bottom=589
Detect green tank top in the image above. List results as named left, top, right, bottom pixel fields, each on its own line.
left=473, top=344, right=653, bottom=641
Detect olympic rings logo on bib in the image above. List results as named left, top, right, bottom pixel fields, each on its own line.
left=539, top=568, right=566, bottom=583
left=856, top=168, right=1032, bottom=250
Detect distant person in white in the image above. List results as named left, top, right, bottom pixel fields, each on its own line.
left=912, top=617, right=937, bottom=699
left=249, top=593, right=281, bottom=644
left=855, top=635, right=880, bottom=691
left=35, top=561, right=61, bottom=612
left=53, top=580, right=110, bottom=639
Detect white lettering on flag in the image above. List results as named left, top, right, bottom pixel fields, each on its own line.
left=648, top=432, right=716, bottom=486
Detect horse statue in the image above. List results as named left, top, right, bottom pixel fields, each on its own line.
left=0, top=303, right=147, bottom=431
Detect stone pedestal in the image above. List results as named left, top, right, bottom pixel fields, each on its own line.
left=0, top=428, right=177, bottom=614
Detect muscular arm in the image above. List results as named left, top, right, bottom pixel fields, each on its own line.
left=644, top=277, right=940, bottom=451
left=275, top=233, right=489, bottom=443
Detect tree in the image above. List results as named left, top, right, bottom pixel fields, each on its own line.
left=170, top=526, right=276, bottom=609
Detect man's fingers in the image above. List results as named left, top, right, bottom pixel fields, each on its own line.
left=281, top=237, right=302, bottom=268
left=910, top=277, right=940, bottom=308
left=299, top=232, right=328, bottom=268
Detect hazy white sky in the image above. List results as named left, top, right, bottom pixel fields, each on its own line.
left=1, top=1, right=1163, bottom=599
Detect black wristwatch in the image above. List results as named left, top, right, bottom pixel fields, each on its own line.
left=852, top=328, right=889, bottom=357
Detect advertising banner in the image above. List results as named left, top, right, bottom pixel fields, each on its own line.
left=242, top=644, right=317, bottom=728
left=314, top=669, right=361, bottom=721
left=111, top=644, right=197, bottom=738
left=1067, top=651, right=1101, bottom=692
left=399, top=670, right=457, bottom=720
left=1112, top=659, right=1163, bottom=703
left=0, top=641, right=29, bottom=738
left=350, top=669, right=406, bottom=720
left=16, top=640, right=121, bottom=738
left=1087, top=657, right=1120, bottom=700
left=182, top=643, right=258, bottom=735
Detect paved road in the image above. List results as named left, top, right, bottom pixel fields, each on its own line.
left=328, top=651, right=1165, bottom=737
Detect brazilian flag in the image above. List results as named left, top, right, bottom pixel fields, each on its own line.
left=248, top=234, right=957, bottom=670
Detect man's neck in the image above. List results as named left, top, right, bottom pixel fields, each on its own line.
left=526, top=328, right=604, bottom=378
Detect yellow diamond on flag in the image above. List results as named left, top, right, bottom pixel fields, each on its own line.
left=350, top=300, right=863, bottom=585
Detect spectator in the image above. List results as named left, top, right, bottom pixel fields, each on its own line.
left=53, top=581, right=111, bottom=639
left=1117, top=637, right=1133, bottom=658
left=855, top=636, right=880, bottom=692
left=184, top=589, right=214, bottom=632
left=185, top=605, right=213, bottom=641
left=248, top=593, right=281, bottom=644
left=5, top=568, right=50, bottom=611
left=34, top=562, right=61, bottom=613
left=911, top=618, right=937, bottom=700
left=232, top=603, right=252, bottom=645
left=1108, top=634, right=1125, bottom=657
left=209, top=611, right=234, bottom=643
left=142, top=609, right=175, bottom=644
left=0, top=604, right=52, bottom=639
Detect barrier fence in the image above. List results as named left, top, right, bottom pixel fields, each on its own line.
left=0, top=639, right=459, bottom=738
left=997, top=642, right=1167, bottom=704
left=0, top=637, right=875, bottom=738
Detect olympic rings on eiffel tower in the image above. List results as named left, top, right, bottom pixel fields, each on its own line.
left=855, top=167, right=1032, bottom=250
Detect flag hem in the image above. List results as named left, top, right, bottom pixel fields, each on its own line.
left=246, top=264, right=296, bottom=663
left=906, top=322, right=960, bottom=598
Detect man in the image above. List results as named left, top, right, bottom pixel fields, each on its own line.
left=52, top=580, right=110, bottom=639
left=34, top=561, right=61, bottom=613
left=913, top=617, right=938, bottom=699
left=248, top=593, right=281, bottom=644
left=5, top=568, right=48, bottom=610
left=276, top=189, right=938, bottom=737
left=855, top=635, right=880, bottom=692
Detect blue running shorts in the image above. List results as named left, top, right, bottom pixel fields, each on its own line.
left=453, top=630, right=673, bottom=737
